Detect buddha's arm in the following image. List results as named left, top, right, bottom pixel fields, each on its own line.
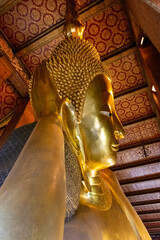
left=0, top=115, right=66, bottom=240
left=0, top=63, right=66, bottom=240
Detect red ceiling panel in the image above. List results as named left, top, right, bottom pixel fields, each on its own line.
left=22, top=35, right=65, bottom=73
left=115, top=89, right=153, bottom=123
left=128, top=193, right=160, bottom=203
left=0, top=0, right=95, bottom=47
left=120, top=118, right=160, bottom=147
left=83, top=2, right=132, bottom=56
left=121, top=179, right=160, bottom=193
left=0, top=78, right=23, bottom=121
left=105, top=49, right=145, bottom=94
left=114, top=162, right=160, bottom=180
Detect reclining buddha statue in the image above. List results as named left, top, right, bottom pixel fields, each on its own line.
left=0, top=0, right=151, bottom=239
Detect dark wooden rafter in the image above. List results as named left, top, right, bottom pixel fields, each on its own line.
left=131, top=199, right=160, bottom=207
left=137, top=210, right=160, bottom=215
left=125, top=188, right=160, bottom=197
left=143, top=219, right=160, bottom=223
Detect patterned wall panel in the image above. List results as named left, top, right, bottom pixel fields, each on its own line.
left=114, top=163, right=160, bottom=181
left=115, top=89, right=153, bottom=123
left=145, top=142, right=160, bottom=158
left=22, top=35, right=65, bottom=72
left=134, top=203, right=160, bottom=213
left=0, top=78, right=23, bottom=120
left=120, top=118, right=160, bottom=147
left=0, top=0, right=95, bottom=47
left=83, top=2, right=132, bottom=56
left=127, top=193, right=160, bottom=203
left=121, top=179, right=160, bottom=193
left=116, top=146, right=145, bottom=166
left=104, top=49, right=146, bottom=94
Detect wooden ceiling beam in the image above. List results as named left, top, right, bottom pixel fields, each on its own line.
left=131, top=199, right=160, bottom=207
left=0, top=0, right=21, bottom=16
left=119, top=173, right=160, bottom=185
left=119, top=137, right=160, bottom=151
left=143, top=219, right=160, bottom=223
left=138, top=210, right=160, bottom=215
left=111, top=156, right=160, bottom=171
left=125, top=188, right=160, bottom=197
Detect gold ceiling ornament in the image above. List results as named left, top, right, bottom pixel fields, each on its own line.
left=63, top=0, right=85, bottom=38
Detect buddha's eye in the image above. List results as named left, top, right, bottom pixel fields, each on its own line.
left=100, top=111, right=111, bottom=117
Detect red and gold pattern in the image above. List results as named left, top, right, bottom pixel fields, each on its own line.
left=22, top=35, right=65, bottom=73
left=104, top=48, right=146, bottom=94
left=0, top=0, right=95, bottom=47
left=115, top=89, right=153, bottom=123
left=0, top=78, right=23, bottom=121
left=83, top=2, right=132, bottom=56
left=120, top=118, right=160, bottom=147
left=21, top=2, right=133, bottom=72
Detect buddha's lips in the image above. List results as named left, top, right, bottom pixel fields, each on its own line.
left=111, top=144, right=119, bottom=151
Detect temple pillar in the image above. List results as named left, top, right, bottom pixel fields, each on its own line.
left=124, top=0, right=160, bottom=53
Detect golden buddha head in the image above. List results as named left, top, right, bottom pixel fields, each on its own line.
left=30, top=37, right=124, bottom=172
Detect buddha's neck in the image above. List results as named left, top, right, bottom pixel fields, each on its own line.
left=80, top=165, right=112, bottom=211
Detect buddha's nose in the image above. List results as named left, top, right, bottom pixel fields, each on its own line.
left=113, top=113, right=125, bottom=140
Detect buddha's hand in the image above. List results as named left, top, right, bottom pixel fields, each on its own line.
left=29, top=61, right=60, bottom=120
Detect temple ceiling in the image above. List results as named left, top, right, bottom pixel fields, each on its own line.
left=0, top=0, right=160, bottom=237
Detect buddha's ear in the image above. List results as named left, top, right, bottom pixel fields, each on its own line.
left=58, top=98, right=82, bottom=155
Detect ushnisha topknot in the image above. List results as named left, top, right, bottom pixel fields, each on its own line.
left=45, top=37, right=105, bottom=122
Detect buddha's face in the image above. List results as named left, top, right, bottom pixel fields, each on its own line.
left=79, top=74, right=124, bottom=171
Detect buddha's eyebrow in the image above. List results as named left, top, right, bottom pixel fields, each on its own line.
left=100, top=111, right=111, bottom=117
